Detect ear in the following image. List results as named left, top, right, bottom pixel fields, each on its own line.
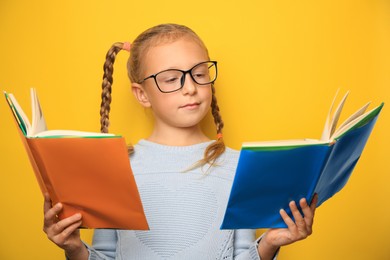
left=132, top=83, right=151, bottom=108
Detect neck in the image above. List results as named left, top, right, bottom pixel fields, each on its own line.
left=147, top=125, right=210, bottom=146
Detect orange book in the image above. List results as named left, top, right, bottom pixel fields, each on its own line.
left=4, top=89, right=149, bottom=230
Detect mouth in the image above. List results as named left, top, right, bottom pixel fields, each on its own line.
left=179, top=102, right=201, bottom=109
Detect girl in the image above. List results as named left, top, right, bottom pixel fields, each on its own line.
left=43, top=23, right=317, bottom=260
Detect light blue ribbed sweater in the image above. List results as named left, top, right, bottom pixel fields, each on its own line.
left=86, top=140, right=263, bottom=260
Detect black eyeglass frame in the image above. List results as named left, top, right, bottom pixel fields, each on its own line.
left=138, top=61, right=218, bottom=93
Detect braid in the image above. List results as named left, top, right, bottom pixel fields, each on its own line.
left=189, top=84, right=225, bottom=172
left=101, top=24, right=221, bottom=161
left=210, top=84, right=224, bottom=134
left=100, top=42, right=123, bottom=133
left=100, top=42, right=135, bottom=154
left=203, top=84, right=226, bottom=165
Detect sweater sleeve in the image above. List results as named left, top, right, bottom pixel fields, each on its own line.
left=233, top=229, right=260, bottom=260
left=234, top=230, right=279, bottom=260
left=86, top=229, right=118, bottom=260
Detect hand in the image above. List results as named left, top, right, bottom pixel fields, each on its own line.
left=43, top=193, right=88, bottom=259
left=258, top=193, right=318, bottom=259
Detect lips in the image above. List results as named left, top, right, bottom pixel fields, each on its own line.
left=179, top=102, right=200, bottom=109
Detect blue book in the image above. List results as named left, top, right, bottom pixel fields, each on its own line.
left=221, top=91, right=384, bottom=229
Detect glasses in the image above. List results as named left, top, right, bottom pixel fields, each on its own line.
left=139, top=61, right=218, bottom=93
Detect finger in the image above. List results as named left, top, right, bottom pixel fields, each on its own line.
left=43, top=193, right=52, bottom=214
left=51, top=219, right=82, bottom=246
left=46, top=213, right=82, bottom=240
left=299, top=198, right=313, bottom=219
left=52, top=213, right=82, bottom=234
left=43, top=202, right=63, bottom=229
left=289, top=200, right=304, bottom=221
left=279, top=208, right=295, bottom=228
left=299, top=198, right=314, bottom=233
left=310, top=193, right=319, bottom=212
left=58, top=218, right=82, bottom=239
left=289, top=200, right=307, bottom=231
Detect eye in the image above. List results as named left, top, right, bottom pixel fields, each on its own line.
left=194, top=72, right=205, bottom=78
left=193, top=69, right=208, bottom=78
left=164, top=77, right=180, bottom=84
left=157, top=70, right=182, bottom=85
left=193, top=71, right=210, bottom=81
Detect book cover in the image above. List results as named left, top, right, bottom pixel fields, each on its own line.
left=221, top=91, right=384, bottom=229
left=4, top=89, right=149, bottom=230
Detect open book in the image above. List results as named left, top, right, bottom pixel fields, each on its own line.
left=4, top=88, right=113, bottom=137
left=4, top=88, right=148, bottom=230
left=221, top=90, right=384, bottom=229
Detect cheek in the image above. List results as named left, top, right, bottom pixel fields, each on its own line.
left=203, top=87, right=213, bottom=107
left=143, top=82, right=165, bottom=103
left=149, top=92, right=177, bottom=114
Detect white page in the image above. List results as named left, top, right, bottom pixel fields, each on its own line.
left=34, top=129, right=115, bottom=137
left=30, top=88, right=48, bottom=136
left=8, top=93, right=32, bottom=134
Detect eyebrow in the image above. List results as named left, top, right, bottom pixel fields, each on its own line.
left=158, top=60, right=209, bottom=71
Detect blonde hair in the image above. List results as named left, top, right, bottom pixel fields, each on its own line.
left=100, top=23, right=225, bottom=168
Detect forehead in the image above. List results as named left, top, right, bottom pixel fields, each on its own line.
left=143, top=37, right=209, bottom=73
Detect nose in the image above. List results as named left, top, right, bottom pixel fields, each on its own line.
left=181, top=72, right=197, bottom=95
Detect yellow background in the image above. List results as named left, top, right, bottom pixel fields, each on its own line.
left=1, top=0, right=389, bottom=259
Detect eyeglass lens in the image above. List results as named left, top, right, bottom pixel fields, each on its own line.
left=155, top=62, right=217, bottom=93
